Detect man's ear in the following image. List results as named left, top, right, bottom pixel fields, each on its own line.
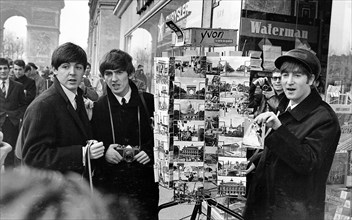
left=308, top=74, right=315, bottom=86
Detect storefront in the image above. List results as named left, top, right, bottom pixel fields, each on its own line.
left=91, top=0, right=351, bottom=218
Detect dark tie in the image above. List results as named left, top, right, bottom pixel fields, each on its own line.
left=75, top=95, right=84, bottom=114
left=121, top=97, right=127, bottom=106
left=286, top=106, right=292, bottom=112
left=1, top=81, right=6, bottom=97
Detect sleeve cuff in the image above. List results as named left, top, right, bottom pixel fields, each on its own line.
left=82, top=145, right=88, bottom=166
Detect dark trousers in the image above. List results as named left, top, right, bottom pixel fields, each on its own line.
left=3, top=118, right=19, bottom=168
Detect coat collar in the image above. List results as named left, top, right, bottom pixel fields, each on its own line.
left=285, top=87, right=322, bottom=121
left=52, top=76, right=88, bottom=138
left=106, top=80, right=141, bottom=107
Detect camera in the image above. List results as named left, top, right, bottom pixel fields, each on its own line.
left=115, top=145, right=140, bottom=163
left=261, top=79, right=272, bottom=92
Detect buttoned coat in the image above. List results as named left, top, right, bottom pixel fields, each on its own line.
left=22, top=77, right=92, bottom=174
left=243, top=88, right=341, bottom=220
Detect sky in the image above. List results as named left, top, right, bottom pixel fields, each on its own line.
left=3, top=0, right=89, bottom=49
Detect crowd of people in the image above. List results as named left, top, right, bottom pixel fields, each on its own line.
left=0, top=44, right=341, bottom=220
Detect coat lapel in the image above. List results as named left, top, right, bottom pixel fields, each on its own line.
left=52, top=77, right=89, bottom=138
left=6, top=79, right=15, bottom=99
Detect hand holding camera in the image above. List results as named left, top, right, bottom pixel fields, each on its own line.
left=106, top=144, right=147, bottom=164
left=253, top=77, right=273, bottom=92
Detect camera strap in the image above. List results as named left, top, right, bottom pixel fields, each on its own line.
left=107, top=96, right=141, bottom=148
left=107, top=97, right=116, bottom=144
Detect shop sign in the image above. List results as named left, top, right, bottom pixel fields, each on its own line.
left=241, top=18, right=318, bottom=43
left=166, top=2, right=191, bottom=23
left=183, top=28, right=237, bottom=47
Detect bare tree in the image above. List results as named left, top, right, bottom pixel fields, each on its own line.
left=1, top=31, right=25, bottom=59
left=133, top=48, right=151, bottom=70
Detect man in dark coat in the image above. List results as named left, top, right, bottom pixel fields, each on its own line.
left=13, top=60, right=36, bottom=107
left=91, top=49, right=159, bottom=220
left=243, top=48, right=341, bottom=220
left=21, top=42, right=105, bottom=174
left=0, top=58, right=26, bottom=168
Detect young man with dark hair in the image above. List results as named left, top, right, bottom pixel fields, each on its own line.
left=243, top=48, right=341, bottom=220
left=21, top=42, right=105, bottom=174
left=13, top=60, right=36, bottom=106
left=92, top=49, right=159, bottom=220
left=0, top=58, right=26, bottom=168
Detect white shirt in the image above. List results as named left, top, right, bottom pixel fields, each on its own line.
left=60, top=84, right=77, bottom=110
left=113, top=87, right=131, bottom=105
left=286, top=101, right=299, bottom=111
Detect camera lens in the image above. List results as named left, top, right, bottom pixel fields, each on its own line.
left=261, top=84, right=272, bottom=91
left=124, top=149, right=134, bottom=163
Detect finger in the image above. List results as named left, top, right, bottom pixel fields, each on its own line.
left=143, top=158, right=151, bottom=164
left=136, top=154, right=146, bottom=162
left=140, top=157, right=150, bottom=164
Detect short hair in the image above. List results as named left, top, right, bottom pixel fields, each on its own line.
left=0, top=58, right=10, bottom=67
left=280, top=60, right=313, bottom=79
left=87, top=62, right=91, bottom=68
left=51, top=42, right=87, bottom=71
left=13, top=59, right=26, bottom=68
left=27, top=62, right=38, bottom=70
left=0, top=167, right=112, bottom=220
left=24, top=65, right=32, bottom=73
left=137, top=64, right=143, bottom=69
left=99, top=49, right=135, bottom=76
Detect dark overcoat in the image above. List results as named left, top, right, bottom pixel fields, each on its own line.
left=22, top=77, right=92, bottom=174
left=91, top=81, right=159, bottom=220
left=0, top=79, right=26, bottom=166
left=14, top=75, right=36, bottom=106
left=244, top=88, right=341, bottom=220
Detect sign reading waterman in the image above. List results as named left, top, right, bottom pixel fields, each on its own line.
left=241, top=18, right=318, bottom=43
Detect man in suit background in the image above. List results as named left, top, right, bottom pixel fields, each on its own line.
left=13, top=60, right=36, bottom=107
left=0, top=58, right=26, bottom=169
left=21, top=42, right=105, bottom=174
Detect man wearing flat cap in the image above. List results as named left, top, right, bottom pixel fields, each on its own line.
left=243, top=48, right=341, bottom=220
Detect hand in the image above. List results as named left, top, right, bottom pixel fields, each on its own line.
left=134, top=151, right=150, bottom=165
left=105, top=144, right=123, bottom=164
left=246, top=163, right=256, bottom=174
left=253, top=77, right=267, bottom=86
left=254, top=112, right=281, bottom=130
left=89, top=141, right=105, bottom=159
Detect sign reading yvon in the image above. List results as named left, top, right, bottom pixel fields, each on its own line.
left=183, top=28, right=238, bottom=47
left=241, top=18, right=318, bottom=43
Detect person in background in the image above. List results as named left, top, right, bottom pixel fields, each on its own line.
left=80, top=62, right=99, bottom=120
left=0, top=58, right=26, bottom=169
left=248, top=68, right=288, bottom=117
left=86, top=62, right=104, bottom=97
left=27, top=62, right=46, bottom=97
left=40, top=69, right=54, bottom=89
left=130, top=69, right=147, bottom=92
left=91, top=49, right=159, bottom=220
left=21, top=42, right=105, bottom=174
left=243, top=48, right=341, bottom=220
left=7, top=59, right=15, bottom=79
left=13, top=61, right=36, bottom=107
left=0, top=167, right=112, bottom=220
left=135, top=64, right=148, bottom=87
